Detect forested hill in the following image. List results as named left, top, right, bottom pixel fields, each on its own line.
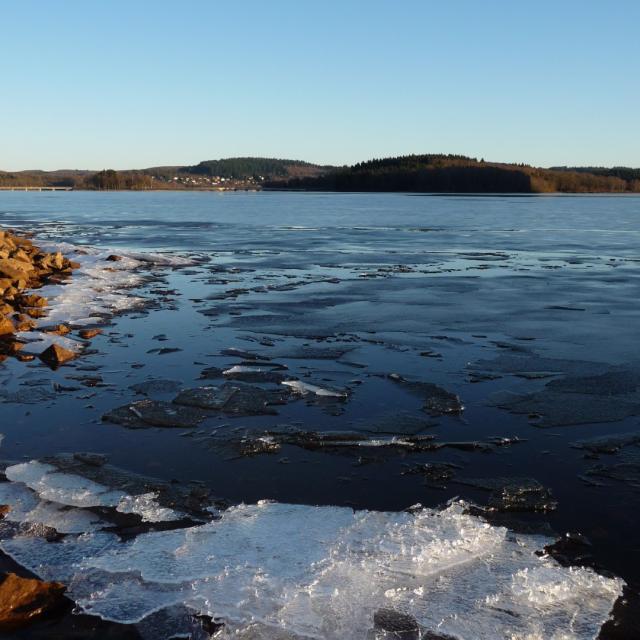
left=265, top=155, right=640, bottom=193
left=183, top=157, right=329, bottom=179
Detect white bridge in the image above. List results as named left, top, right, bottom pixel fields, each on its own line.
left=0, top=186, right=73, bottom=191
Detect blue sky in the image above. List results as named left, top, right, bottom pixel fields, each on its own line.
left=1, top=1, right=638, bottom=170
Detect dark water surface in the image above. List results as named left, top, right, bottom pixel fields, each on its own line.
left=1, top=191, right=640, bottom=617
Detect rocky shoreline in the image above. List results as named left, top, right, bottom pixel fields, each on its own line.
left=0, top=227, right=90, bottom=367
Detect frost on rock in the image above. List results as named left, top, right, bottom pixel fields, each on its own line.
left=0, top=497, right=623, bottom=639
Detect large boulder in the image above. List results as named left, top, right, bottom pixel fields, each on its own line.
left=38, top=343, right=76, bottom=368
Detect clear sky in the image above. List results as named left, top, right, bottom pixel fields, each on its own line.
left=2, top=0, right=638, bottom=170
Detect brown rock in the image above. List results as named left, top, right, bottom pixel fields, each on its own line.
left=0, top=573, right=66, bottom=631
left=0, top=316, right=15, bottom=335
left=0, top=339, right=24, bottom=356
left=106, top=254, right=123, bottom=262
left=38, top=344, right=76, bottom=368
left=10, top=248, right=32, bottom=263
left=68, top=260, right=81, bottom=270
left=79, top=328, right=102, bottom=339
left=14, top=315, right=37, bottom=331
left=51, top=252, right=65, bottom=270
left=17, top=294, right=48, bottom=308
left=0, top=258, right=34, bottom=280
left=17, top=354, right=35, bottom=362
left=24, top=308, right=48, bottom=319
left=0, top=505, right=9, bottom=518
left=43, top=323, right=71, bottom=336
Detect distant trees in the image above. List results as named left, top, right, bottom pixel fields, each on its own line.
left=89, top=170, right=153, bottom=190
left=552, top=166, right=640, bottom=182
left=90, top=170, right=121, bottom=190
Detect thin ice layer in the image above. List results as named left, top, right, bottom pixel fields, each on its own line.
left=0, top=500, right=623, bottom=638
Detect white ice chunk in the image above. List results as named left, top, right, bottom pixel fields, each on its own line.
left=5, top=460, right=57, bottom=486
left=5, top=461, right=126, bottom=508
left=224, top=365, right=270, bottom=375
left=0, top=480, right=106, bottom=533
left=282, top=380, right=347, bottom=398
left=117, top=492, right=185, bottom=523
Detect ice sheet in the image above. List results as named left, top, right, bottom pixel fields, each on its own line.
left=0, top=496, right=623, bottom=638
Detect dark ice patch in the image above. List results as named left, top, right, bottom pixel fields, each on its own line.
left=455, top=477, right=557, bottom=512
left=130, top=379, right=183, bottom=395
left=389, top=375, right=464, bottom=417
left=0, top=387, right=56, bottom=404
left=546, top=370, right=640, bottom=396
left=489, top=389, right=640, bottom=427
left=174, top=383, right=288, bottom=416
left=103, top=400, right=207, bottom=429
left=571, top=431, right=640, bottom=454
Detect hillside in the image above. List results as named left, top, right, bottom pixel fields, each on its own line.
left=183, top=157, right=329, bottom=179
left=0, top=158, right=331, bottom=190
left=266, top=155, right=640, bottom=193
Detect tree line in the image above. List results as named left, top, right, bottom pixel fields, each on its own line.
left=266, top=155, right=640, bottom=193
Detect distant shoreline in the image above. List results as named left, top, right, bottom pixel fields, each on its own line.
left=2, top=155, right=639, bottom=194
left=2, top=187, right=640, bottom=196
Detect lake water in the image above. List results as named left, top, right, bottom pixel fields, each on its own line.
left=0, top=191, right=639, bottom=638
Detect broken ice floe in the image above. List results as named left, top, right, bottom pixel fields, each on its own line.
left=0, top=497, right=623, bottom=639
left=2, top=460, right=186, bottom=524
left=282, top=379, right=348, bottom=398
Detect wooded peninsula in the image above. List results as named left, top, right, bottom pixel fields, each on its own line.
left=1, top=155, right=638, bottom=193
